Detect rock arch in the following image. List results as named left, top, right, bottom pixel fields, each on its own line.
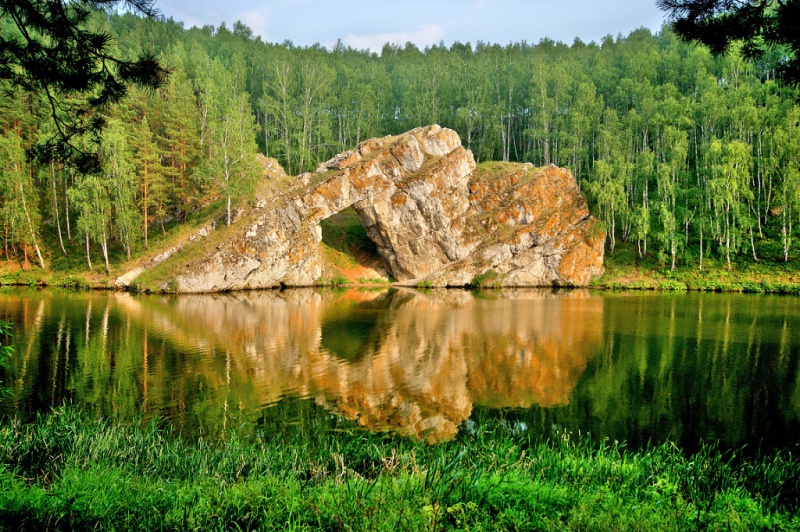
left=157, top=125, right=604, bottom=293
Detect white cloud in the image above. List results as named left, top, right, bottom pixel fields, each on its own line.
left=235, top=8, right=270, bottom=39
left=342, top=24, right=446, bottom=52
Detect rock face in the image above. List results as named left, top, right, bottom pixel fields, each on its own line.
left=158, top=125, right=604, bottom=292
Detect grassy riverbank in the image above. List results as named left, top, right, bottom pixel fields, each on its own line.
left=5, top=212, right=800, bottom=294
left=0, top=409, right=798, bottom=531
left=594, top=242, right=800, bottom=294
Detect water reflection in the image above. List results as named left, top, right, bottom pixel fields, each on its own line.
left=0, top=288, right=600, bottom=442
left=1, top=289, right=799, bottom=450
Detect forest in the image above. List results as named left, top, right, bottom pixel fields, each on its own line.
left=2, top=10, right=800, bottom=275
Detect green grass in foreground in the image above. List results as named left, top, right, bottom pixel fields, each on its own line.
left=0, top=409, right=798, bottom=531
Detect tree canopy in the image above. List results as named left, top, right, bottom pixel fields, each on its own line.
left=658, top=0, right=800, bottom=84
left=0, top=0, right=167, bottom=172
left=2, top=14, right=800, bottom=275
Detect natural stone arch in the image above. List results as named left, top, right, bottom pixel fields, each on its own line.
left=142, top=125, right=604, bottom=293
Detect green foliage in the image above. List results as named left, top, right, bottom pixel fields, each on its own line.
left=0, top=270, right=42, bottom=287
left=197, top=57, right=261, bottom=227
left=51, top=275, right=91, bottom=290
left=659, top=0, right=800, bottom=85
left=2, top=14, right=800, bottom=282
left=0, top=0, right=167, bottom=173
left=0, top=409, right=797, bottom=530
left=599, top=241, right=800, bottom=293
left=470, top=269, right=499, bottom=288
left=657, top=279, right=688, bottom=291
left=329, top=274, right=350, bottom=287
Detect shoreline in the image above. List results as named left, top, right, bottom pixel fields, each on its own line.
left=3, top=270, right=800, bottom=295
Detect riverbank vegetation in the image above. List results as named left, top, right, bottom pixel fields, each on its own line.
left=594, top=241, right=800, bottom=293
left=0, top=408, right=798, bottom=531
left=3, top=10, right=800, bottom=287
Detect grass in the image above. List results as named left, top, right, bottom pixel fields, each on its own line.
left=472, top=161, right=530, bottom=183
left=320, top=208, right=378, bottom=262
left=357, top=277, right=391, bottom=285
left=0, top=408, right=798, bottom=531
left=328, top=273, right=351, bottom=287
left=318, top=207, right=390, bottom=285
left=596, top=241, right=800, bottom=294
left=0, top=196, right=229, bottom=291
left=470, top=269, right=499, bottom=289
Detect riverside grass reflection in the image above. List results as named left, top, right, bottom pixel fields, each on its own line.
left=0, top=288, right=799, bottom=450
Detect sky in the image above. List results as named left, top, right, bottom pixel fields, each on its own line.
left=155, top=0, right=669, bottom=52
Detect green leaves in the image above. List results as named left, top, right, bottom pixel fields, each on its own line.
left=0, top=0, right=167, bottom=173
left=198, top=58, right=260, bottom=227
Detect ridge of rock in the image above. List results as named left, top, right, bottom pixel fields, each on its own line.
left=140, top=125, right=604, bottom=292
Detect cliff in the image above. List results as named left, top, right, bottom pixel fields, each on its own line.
left=126, top=125, right=604, bottom=292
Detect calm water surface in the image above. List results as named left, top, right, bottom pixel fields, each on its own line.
left=1, top=288, right=799, bottom=450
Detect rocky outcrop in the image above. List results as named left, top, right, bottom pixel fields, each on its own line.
left=139, top=125, right=604, bottom=292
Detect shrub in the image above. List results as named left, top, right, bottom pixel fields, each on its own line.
left=470, top=269, right=498, bottom=288
left=330, top=274, right=350, bottom=287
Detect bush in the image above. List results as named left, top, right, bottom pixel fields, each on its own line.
left=330, top=274, right=350, bottom=287
left=658, top=279, right=688, bottom=291
left=470, top=269, right=498, bottom=288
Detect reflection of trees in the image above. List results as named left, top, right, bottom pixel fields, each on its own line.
left=0, top=288, right=603, bottom=442
left=5, top=289, right=797, bottom=448
left=572, top=293, right=800, bottom=451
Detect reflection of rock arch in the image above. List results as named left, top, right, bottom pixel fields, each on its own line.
left=116, top=288, right=603, bottom=442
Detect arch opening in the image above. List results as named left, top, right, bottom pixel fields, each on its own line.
left=319, top=207, right=390, bottom=283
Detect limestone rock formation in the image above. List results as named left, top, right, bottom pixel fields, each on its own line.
left=141, top=125, right=604, bottom=292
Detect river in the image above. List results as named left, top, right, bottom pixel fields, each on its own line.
left=1, top=288, right=798, bottom=450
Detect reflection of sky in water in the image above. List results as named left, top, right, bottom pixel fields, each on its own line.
left=1, top=289, right=799, bottom=450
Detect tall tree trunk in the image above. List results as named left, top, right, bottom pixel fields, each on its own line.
left=101, top=232, right=110, bottom=274
left=784, top=208, right=792, bottom=262
left=85, top=233, right=92, bottom=270
left=142, top=166, right=149, bottom=249
left=51, top=163, right=67, bottom=256
left=699, top=226, right=704, bottom=271
left=66, top=173, right=74, bottom=241
left=19, top=183, right=45, bottom=269
left=725, top=210, right=732, bottom=272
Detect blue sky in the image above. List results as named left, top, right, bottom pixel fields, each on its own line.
left=156, top=0, right=668, bottom=51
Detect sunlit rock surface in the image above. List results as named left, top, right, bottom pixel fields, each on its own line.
left=154, top=125, right=603, bottom=292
